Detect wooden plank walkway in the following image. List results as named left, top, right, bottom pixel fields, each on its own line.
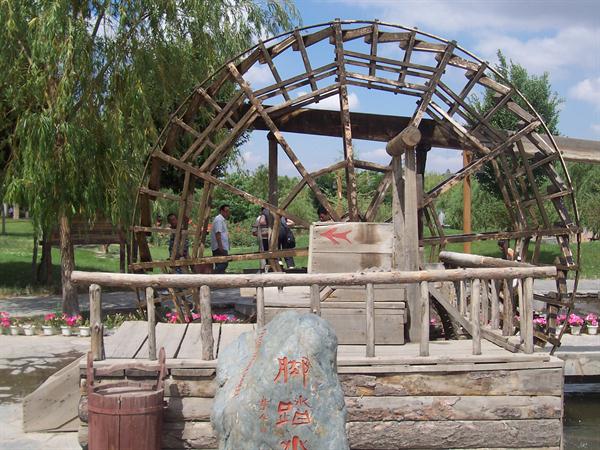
left=86, top=321, right=562, bottom=373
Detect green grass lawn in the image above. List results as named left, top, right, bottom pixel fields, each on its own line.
left=0, top=219, right=593, bottom=298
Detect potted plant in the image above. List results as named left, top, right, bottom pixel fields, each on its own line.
left=60, top=314, right=82, bottom=336
left=3, top=313, right=23, bottom=336
left=533, top=316, right=547, bottom=332
left=21, top=318, right=37, bottom=336
left=585, top=313, right=598, bottom=335
left=1, top=312, right=14, bottom=335
left=42, top=313, right=62, bottom=336
left=79, top=318, right=91, bottom=337
left=568, top=313, right=584, bottom=335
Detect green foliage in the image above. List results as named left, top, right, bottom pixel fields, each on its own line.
left=0, top=0, right=299, bottom=233
left=568, top=163, right=600, bottom=237
left=470, top=50, right=563, bottom=196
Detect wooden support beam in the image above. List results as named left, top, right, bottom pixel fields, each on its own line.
left=471, top=278, right=481, bottom=355
left=419, top=281, right=430, bottom=357
left=90, top=284, right=104, bottom=361
left=146, top=287, right=157, bottom=360
left=310, top=284, right=321, bottom=316
left=256, top=286, right=265, bottom=328
left=333, top=22, right=360, bottom=220
left=365, top=283, right=375, bottom=358
left=200, top=285, right=214, bottom=360
left=268, top=133, right=278, bottom=207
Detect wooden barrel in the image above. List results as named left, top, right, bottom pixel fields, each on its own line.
left=86, top=349, right=166, bottom=450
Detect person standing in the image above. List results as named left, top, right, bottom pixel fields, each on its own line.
left=211, top=204, right=231, bottom=273
left=278, top=216, right=295, bottom=269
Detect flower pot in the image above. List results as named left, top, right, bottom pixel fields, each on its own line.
left=79, top=326, right=91, bottom=337
left=60, top=326, right=73, bottom=336
left=9, top=325, right=20, bottom=336
left=42, top=325, right=56, bottom=336
left=555, top=324, right=564, bottom=336
left=570, top=325, right=582, bottom=335
left=587, top=325, right=598, bottom=335
left=22, top=325, right=36, bottom=336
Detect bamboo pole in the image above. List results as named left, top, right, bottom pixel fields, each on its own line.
left=256, top=286, right=265, bottom=328
left=89, top=284, right=104, bottom=361
left=71, top=266, right=557, bottom=289
left=471, top=278, right=481, bottom=355
left=200, top=285, right=214, bottom=360
left=146, top=287, right=157, bottom=360
left=365, top=283, right=375, bottom=357
left=419, top=281, right=430, bottom=357
left=310, top=284, right=321, bottom=316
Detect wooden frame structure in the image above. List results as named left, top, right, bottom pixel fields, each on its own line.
left=131, top=20, right=581, bottom=346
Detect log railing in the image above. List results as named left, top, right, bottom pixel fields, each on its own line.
left=74, top=264, right=555, bottom=361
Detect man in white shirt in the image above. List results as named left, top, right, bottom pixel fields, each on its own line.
left=211, top=204, right=231, bottom=273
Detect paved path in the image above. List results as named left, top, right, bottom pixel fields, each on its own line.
left=0, top=335, right=87, bottom=449
left=0, top=288, right=250, bottom=317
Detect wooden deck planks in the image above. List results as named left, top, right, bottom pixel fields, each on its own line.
left=105, top=321, right=148, bottom=359
left=178, top=323, right=221, bottom=359
left=217, top=324, right=255, bottom=357
left=136, top=322, right=188, bottom=359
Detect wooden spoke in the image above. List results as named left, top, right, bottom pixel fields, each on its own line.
left=227, top=62, right=341, bottom=221
left=293, top=30, right=318, bottom=92
left=259, top=42, right=290, bottom=101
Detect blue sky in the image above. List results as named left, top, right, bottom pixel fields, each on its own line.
left=235, top=0, right=600, bottom=175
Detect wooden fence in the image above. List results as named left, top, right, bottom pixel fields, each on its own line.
left=72, top=265, right=556, bottom=362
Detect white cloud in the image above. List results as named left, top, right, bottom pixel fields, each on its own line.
left=345, top=0, right=599, bottom=33
left=362, top=147, right=390, bottom=164
left=591, top=124, right=600, bottom=135
left=570, top=77, right=600, bottom=107
left=476, top=27, right=600, bottom=76
left=425, top=148, right=463, bottom=174
left=296, top=91, right=361, bottom=111
left=244, top=64, right=275, bottom=87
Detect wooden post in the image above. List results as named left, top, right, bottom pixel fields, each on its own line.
left=419, top=281, right=429, bottom=357
left=463, top=150, right=472, bottom=254
left=502, top=279, right=513, bottom=336
left=458, top=280, right=466, bottom=316
left=405, top=147, right=421, bottom=342
left=365, top=283, right=375, bottom=357
left=310, top=284, right=321, bottom=316
left=521, top=277, right=534, bottom=354
left=146, top=287, right=157, bottom=360
left=471, top=278, right=481, bottom=355
left=481, top=279, right=489, bottom=325
left=490, top=280, right=500, bottom=329
left=200, top=285, right=214, bottom=360
left=89, top=284, right=104, bottom=361
left=256, top=286, right=265, bottom=328
left=268, top=133, right=278, bottom=208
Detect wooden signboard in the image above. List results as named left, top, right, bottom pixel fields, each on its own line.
left=306, top=222, right=406, bottom=344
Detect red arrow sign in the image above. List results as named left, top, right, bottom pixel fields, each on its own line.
left=320, top=227, right=352, bottom=245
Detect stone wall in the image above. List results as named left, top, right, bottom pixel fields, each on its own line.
left=78, top=361, right=563, bottom=449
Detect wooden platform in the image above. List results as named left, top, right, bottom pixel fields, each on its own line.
left=75, top=322, right=564, bottom=449
left=77, top=321, right=557, bottom=372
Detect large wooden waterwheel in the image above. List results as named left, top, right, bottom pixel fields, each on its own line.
left=131, top=20, right=580, bottom=347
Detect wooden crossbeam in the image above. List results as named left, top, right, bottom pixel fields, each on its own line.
left=398, top=30, right=416, bottom=85
left=293, top=30, right=318, bottom=92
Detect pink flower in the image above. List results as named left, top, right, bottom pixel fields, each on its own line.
left=568, top=314, right=584, bottom=327
left=44, top=313, right=55, bottom=322
left=585, top=313, right=598, bottom=326
left=533, top=317, right=547, bottom=327
left=557, top=314, right=567, bottom=325
left=191, top=313, right=201, bottom=320
left=430, top=318, right=437, bottom=326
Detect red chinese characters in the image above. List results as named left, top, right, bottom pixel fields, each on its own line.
left=274, top=356, right=311, bottom=388
left=280, top=436, right=308, bottom=450
left=276, top=396, right=312, bottom=427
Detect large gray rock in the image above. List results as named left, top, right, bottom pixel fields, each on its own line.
left=212, top=311, right=348, bottom=450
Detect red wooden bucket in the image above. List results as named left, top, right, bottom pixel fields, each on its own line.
left=86, top=348, right=166, bottom=450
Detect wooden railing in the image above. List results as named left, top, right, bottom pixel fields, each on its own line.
left=73, top=264, right=556, bottom=362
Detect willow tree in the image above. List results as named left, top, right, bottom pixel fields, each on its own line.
left=0, top=0, right=298, bottom=314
